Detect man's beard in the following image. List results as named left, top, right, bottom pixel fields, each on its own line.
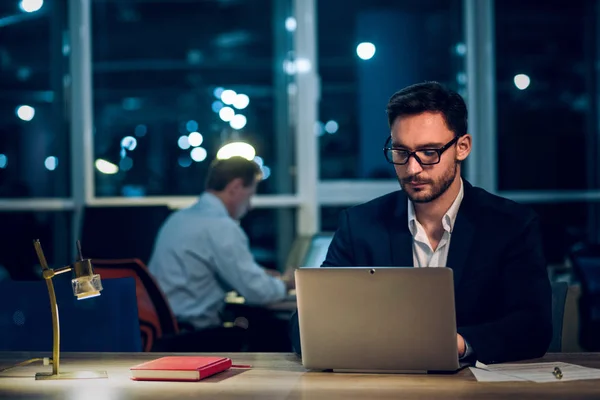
left=399, top=161, right=458, bottom=203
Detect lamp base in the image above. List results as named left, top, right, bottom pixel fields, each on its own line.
left=35, top=371, right=108, bottom=380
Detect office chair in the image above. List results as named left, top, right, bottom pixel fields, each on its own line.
left=91, top=258, right=179, bottom=352
left=569, top=243, right=600, bottom=351
left=549, top=281, right=568, bottom=352
left=0, top=277, right=141, bottom=352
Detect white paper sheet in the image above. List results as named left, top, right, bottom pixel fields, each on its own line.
left=471, top=361, right=600, bottom=383
left=469, top=367, right=528, bottom=382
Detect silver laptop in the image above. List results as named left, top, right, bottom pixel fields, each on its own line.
left=295, top=267, right=463, bottom=373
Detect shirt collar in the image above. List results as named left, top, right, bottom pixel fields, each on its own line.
left=407, top=178, right=464, bottom=237
left=193, top=191, right=230, bottom=217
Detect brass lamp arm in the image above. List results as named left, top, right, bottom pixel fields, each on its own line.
left=42, top=266, right=72, bottom=280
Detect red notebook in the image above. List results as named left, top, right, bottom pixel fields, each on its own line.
left=130, top=356, right=232, bottom=381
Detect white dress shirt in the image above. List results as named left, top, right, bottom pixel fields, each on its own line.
left=407, top=179, right=472, bottom=358
left=408, top=179, right=464, bottom=268
left=148, top=192, right=286, bottom=330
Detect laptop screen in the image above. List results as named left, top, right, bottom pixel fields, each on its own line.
left=301, top=234, right=333, bottom=268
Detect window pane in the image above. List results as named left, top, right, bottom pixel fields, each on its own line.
left=0, top=211, right=72, bottom=280
left=0, top=1, right=70, bottom=197
left=529, top=202, right=594, bottom=265
left=241, top=208, right=296, bottom=272
left=496, top=0, right=599, bottom=190
left=92, top=0, right=295, bottom=196
left=318, top=0, right=464, bottom=179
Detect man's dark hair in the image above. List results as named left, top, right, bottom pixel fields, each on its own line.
left=205, top=156, right=262, bottom=191
left=386, top=81, right=468, bottom=137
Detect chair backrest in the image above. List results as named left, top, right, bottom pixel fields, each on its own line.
left=91, top=258, right=179, bottom=351
left=81, top=205, right=172, bottom=264
left=562, top=285, right=584, bottom=352
left=573, top=257, right=600, bottom=295
left=0, top=277, right=142, bottom=352
left=569, top=244, right=600, bottom=351
left=569, top=244, right=600, bottom=314
left=549, top=281, right=568, bottom=352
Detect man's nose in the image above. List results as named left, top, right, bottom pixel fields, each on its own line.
left=405, top=155, right=423, bottom=175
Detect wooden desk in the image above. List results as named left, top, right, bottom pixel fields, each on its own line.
left=1, top=352, right=599, bottom=399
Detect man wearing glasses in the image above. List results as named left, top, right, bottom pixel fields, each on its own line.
left=290, top=81, right=552, bottom=364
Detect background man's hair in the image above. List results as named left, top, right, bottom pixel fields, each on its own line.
left=205, top=156, right=262, bottom=191
left=386, top=81, right=468, bottom=137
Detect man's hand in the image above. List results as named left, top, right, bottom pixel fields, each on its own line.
left=281, top=268, right=296, bottom=290
left=263, top=268, right=281, bottom=278
left=457, top=333, right=466, bottom=357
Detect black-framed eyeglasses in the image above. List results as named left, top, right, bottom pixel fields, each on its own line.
left=383, top=136, right=459, bottom=166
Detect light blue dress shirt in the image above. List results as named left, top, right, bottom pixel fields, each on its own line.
left=148, top=192, right=286, bottom=330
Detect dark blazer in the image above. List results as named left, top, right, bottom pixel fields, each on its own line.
left=290, top=180, right=552, bottom=364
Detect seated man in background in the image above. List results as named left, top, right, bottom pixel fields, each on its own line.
left=290, top=81, right=552, bottom=364
left=149, top=156, right=294, bottom=350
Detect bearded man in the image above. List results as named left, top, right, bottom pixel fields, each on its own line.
left=289, top=81, right=552, bottom=364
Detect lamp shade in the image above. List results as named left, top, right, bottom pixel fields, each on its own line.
left=71, top=260, right=103, bottom=300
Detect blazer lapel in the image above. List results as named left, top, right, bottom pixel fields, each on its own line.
left=446, top=185, right=475, bottom=290
left=387, top=194, right=414, bottom=267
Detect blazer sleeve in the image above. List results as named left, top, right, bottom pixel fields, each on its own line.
left=322, top=209, right=356, bottom=267
left=457, top=214, right=552, bottom=363
left=290, top=208, right=357, bottom=355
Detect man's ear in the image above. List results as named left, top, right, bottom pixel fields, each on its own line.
left=225, top=177, right=244, bottom=194
left=456, top=134, right=472, bottom=162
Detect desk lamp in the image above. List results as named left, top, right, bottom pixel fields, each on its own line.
left=33, top=239, right=108, bottom=380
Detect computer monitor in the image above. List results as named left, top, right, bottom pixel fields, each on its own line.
left=301, top=234, right=334, bottom=268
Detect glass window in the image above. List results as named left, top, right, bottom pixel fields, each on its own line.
left=240, top=208, right=296, bottom=271
left=318, top=0, right=464, bottom=180
left=495, top=0, right=600, bottom=190
left=0, top=1, right=70, bottom=197
left=528, top=202, right=594, bottom=265
left=92, top=0, right=295, bottom=197
left=0, top=211, right=72, bottom=280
